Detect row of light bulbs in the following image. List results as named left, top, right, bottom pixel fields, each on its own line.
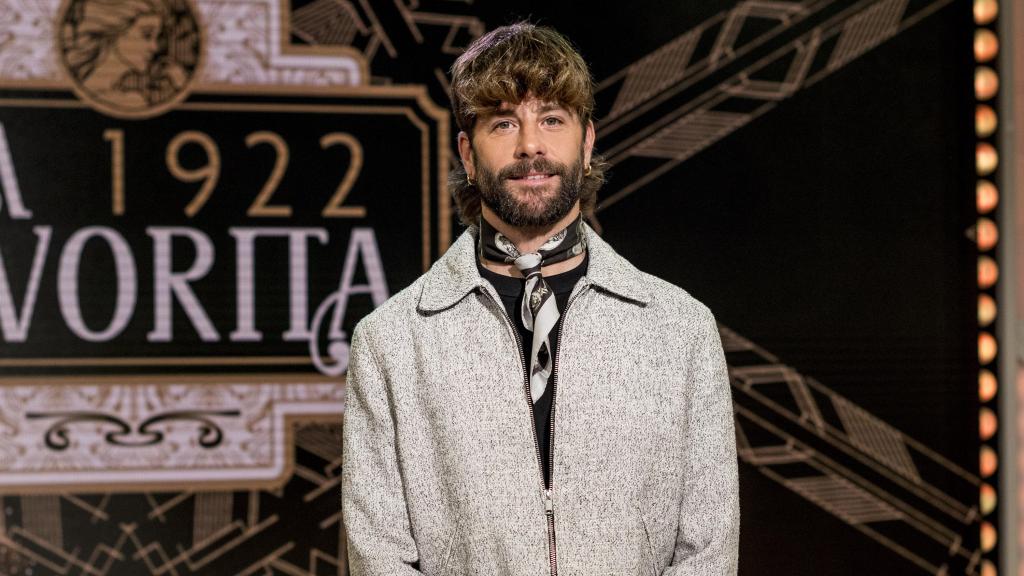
left=973, top=0, right=999, bottom=574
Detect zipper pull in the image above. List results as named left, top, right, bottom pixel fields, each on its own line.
left=544, top=489, right=554, bottom=515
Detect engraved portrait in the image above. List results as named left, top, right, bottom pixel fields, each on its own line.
left=58, top=0, right=202, bottom=118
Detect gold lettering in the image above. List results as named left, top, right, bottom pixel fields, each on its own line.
left=104, top=129, right=125, bottom=216
left=320, top=132, right=365, bottom=218
left=166, top=130, right=220, bottom=218
left=245, top=131, right=292, bottom=217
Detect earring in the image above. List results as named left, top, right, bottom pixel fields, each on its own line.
left=584, top=164, right=592, bottom=177
left=467, top=174, right=475, bottom=186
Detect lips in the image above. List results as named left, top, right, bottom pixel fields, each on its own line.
left=509, top=172, right=554, bottom=181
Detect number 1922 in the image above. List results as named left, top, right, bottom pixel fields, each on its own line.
left=103, top=129, right=365, bottom=218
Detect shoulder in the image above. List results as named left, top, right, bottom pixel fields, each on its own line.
left=350, top=274, right=428, bottom=346
left=636, top=270, right=717, bottom=330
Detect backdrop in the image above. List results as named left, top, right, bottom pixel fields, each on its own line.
left=0, top=0, right=979, bottom=574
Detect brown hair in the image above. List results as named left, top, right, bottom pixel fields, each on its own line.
left=448, top=22, right=608, bottom=227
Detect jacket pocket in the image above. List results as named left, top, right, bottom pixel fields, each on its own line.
left=635, top=504, right=658, bottom=576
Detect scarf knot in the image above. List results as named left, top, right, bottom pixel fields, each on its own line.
left=479, top=215, right=587, bottom=403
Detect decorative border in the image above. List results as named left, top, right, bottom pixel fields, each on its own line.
left=0, top=0, right=367, bottom=89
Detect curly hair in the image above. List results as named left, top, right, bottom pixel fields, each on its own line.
left=448, top=22, right=609, bottom=227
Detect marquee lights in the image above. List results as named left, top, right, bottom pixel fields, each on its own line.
left=973, top=0, right=1000, bottom=570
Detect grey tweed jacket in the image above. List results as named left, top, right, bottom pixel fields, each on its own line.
left=342, top=224, right=739, bottom=576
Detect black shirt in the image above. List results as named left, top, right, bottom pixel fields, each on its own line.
left=477, top=253, right=589, bottom=487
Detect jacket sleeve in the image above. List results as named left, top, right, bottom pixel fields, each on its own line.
left=342, top=322, right=425, bottom=575
left=663, top=309, right=740, bottom=575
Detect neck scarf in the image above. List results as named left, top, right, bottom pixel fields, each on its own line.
left=479, top=214, right=587, bottom=403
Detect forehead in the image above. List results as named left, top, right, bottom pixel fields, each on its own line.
left=486, top=97, right=573, bottom=116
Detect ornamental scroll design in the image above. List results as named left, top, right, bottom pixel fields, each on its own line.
left=25, top=410, right=241, bottom=450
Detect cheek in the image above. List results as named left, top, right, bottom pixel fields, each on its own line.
left=472, top=148, right=508, bottom=174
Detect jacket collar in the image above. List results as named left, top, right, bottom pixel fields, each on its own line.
left=417, top=222, right=652, bottom=312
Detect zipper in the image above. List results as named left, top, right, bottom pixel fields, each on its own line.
left=479, top=281, right=587, bottom=576
left=547, top=285, right=585, bottom=576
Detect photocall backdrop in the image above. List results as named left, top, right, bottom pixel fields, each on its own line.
left=0, top=1, right=978, bottom=574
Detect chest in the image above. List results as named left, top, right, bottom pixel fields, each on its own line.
left=393, top=291, right=692, bottom=482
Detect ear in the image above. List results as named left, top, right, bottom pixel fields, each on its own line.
left=457, top=131, right=475, bottom=179
left=583, top=119, right=595, bottom=168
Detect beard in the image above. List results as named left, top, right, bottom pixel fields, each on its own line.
left=475, top=152, right=583, bottom=228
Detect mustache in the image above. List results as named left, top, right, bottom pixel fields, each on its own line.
left=498, top=157, right=567, bottom=180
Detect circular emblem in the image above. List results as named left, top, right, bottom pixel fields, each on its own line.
left=57, top=0, right=203, bottom=119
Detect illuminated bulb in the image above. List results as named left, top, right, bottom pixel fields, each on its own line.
left=976, top=105, right=997, bottom=137
left=980, top=445, right=997, bottom=477
left=977, top=180, right=999, bottom=213
left=978, top=294, right=996, bottom=326
left=976, top=142, right=998, bottom=175
left=978, top=256, right=998, bottom=288
left=979, top=407, right=997, bottom=440
left=975, top=67, right=999, bottom=100
left=979, top=369, right=997, bottom=402
left=976, top=218, right=998, bottom=251
left=980, top=559, right=996, bottom=576
left=974, top=0, right=998, bottom=24
left=978, top=332, right=997, bottom=364
left=980, top=483, right=996, bottom=515
left=974, top=29, right=998, bottom=62
left=980, top=521, right=997, bottom=552
left=978, top=366, right=995, bottom=399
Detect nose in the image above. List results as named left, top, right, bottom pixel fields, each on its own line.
left=514, top=122, right=545, bottom=159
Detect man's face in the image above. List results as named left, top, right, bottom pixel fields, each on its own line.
left=459, top=96, right=595, bottom=228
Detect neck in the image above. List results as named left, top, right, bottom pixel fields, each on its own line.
left=479, top=206, right=587, bottom=278
left=481, top=205, right=582, bottom=253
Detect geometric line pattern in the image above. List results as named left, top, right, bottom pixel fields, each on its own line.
left=193, top=492, right=234, bottom=546
left=731, top=364, right=827, bottom=429
left=784, top=475, right=905, bottom=524
left=735, top=419, right=815, bottom=466
left=710, top=0, right=808, bottom=66
left=20, top=495, right=63, bottom=551
left=610, top=30, right=700, bottom=118
left=722, top=31, right=819, bottom=100
left=722, top=324, right=980, bottom=574
left=829, top=0, right=909, bottom=70
left=292, top=0, right=367, bottom=47
left=0, top=420, right=344, bottom=576
left=595, top=0, right=957, bottom=212
left=296, top=423, right=344, bottom=464
left=833, top=395, right=924, bottom=484
left=632, top=110, right=751, bottom=159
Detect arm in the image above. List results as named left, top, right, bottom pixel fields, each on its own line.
left=342, top=322, right=425, bottom=575
left=664, top=309, right=740, bottom=575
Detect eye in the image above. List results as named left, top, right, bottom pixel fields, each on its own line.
left=542, top=116, right=564, bottom=126
left=492, top=120, right=515, bottom=131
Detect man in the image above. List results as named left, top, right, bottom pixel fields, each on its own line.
left=342, top=22, right=739, bottom=576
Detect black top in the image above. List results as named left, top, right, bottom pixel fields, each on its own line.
left=477, top=252, right=589, bottom=487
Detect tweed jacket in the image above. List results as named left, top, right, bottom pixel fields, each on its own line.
left=341, top=223, right=739, bottom=576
